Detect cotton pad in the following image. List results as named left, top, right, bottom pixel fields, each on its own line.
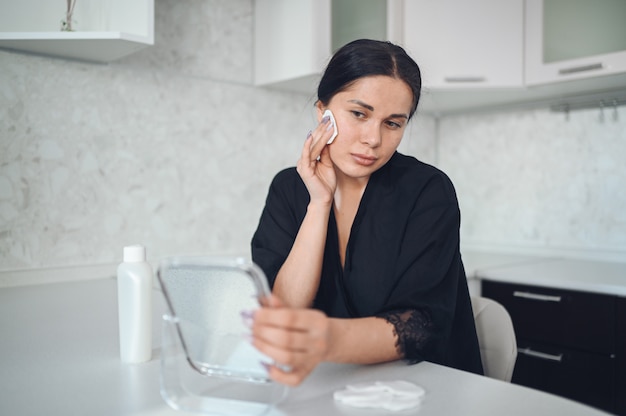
left=323, top=109, right=338, bottom=144
left=333, top=380, right=425, bottom=411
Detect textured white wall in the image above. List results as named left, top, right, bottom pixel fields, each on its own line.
left=0, top=0, right=435, bottom=273
left=439, top=108, right=626, bottom=261
left=3, top=0, right=622, bottom=277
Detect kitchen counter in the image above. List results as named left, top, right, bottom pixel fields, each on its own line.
left=475, top=257, right=626, bottom=297
left=461, top=251, right=551, bottom=278
left=478, top=257, right=626, bottom=414
left=461, top=250, right=554, bottom=296
left=0, top=277, right=613, bottom=416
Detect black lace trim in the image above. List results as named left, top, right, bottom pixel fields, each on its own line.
left=377, top=308, right=433, bottom=364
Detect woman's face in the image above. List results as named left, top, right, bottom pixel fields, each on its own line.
left=318, top=75, right=414, bottom=181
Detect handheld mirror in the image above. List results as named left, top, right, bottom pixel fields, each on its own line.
left=157, top=256, right=286, bottom=415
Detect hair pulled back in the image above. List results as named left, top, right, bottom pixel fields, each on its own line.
left=317, top=39, right=422, bottom=119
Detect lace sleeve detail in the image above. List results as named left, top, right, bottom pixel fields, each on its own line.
left=376, top=309, right=434, bottom=364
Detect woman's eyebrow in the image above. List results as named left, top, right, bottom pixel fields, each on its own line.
left=347, top=99, right=409, bottom=119
left=348, top=99, right=374, bottom=111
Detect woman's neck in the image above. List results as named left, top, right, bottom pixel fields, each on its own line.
left=334, top=169, right=370, bottom=199
left=333, top=174, right=368, bottom=268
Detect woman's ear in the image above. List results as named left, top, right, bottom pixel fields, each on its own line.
left=315, top=101, right=325, bottom=122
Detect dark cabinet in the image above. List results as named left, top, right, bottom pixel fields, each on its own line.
left=482, top=280, right=622, bottom=414
left=618, top=297, right=626, bottom=415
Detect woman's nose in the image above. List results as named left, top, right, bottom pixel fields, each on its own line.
left=360, top=122, right=382, bottom=147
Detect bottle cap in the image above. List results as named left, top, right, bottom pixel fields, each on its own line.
left=123, top=245, right=146, bottom=263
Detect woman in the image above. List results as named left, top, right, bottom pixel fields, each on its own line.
left=250, top=39, right=483, bottom=386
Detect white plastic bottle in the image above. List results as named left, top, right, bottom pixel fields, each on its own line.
left=117, top=244, right=153, bottom=363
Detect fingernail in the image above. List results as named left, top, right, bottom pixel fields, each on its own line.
left=240, top=310, right=255, bottom=327
left=275, top=362, right=293, bottom=373
left=321, top=115, right=330, bottom=124
left=326, top=121, right=334, bottom=131
left=306, top=130, right=312, bottom=140
left=260, top=361, right=272, bottom=372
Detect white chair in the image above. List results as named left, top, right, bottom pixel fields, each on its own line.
left=471, top=296, right=518, bottom=382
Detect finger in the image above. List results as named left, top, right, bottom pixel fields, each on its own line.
left=253, top=335, right=306, bottom=369
left=299, top=130, right=316, bottom=167
left=252, top=324, right=310, bottom=352
left=317, top=143, right=332, bottom=165
left=265, top=363, right=312, bottom=387
left=255, top=338, right=319, bottom=387
left=309, top=118, right=334, bottom=160
left=254, top=307, right=324, bottom=331
left=258, top=293, right=283, bottom=308
left=266, top=293, right=285, bottom=308
left=252, top=312, right=330, bottom=364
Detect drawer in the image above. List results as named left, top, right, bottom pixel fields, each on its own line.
left=482, top=280, right=616, bottom=354
left=513, top=340, right=616, bottom=413
left=617, top=297, right=626, bottom=416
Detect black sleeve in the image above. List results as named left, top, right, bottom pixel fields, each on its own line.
left=251, top=168, right=308, bottom=288
left=371, top=171, right=474, bottom=369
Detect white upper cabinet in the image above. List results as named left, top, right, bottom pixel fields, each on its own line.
left=402, top=0, right=524, bottom=89
left=254, top=0, right=403, bottom=94
left=0, top=0, right=154, bottom=63
left=525, top=0, right=626, bottom=86
left=256, top=0, right=626, bottom=114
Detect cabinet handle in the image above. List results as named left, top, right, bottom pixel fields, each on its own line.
left=558, top=63, right=603, bottom=75
left=518, top=347, right=563, bottom=362
left=513, top=291, right=562, bottom=302
left=444, top=76, right=486, bottom=83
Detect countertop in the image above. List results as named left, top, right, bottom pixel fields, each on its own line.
left=472, top=256, right=626, bottom=297
left=0, top=277, right=613, bottom=416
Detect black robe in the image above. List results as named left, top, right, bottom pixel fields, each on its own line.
left=251, top=152, right=483, bottom=375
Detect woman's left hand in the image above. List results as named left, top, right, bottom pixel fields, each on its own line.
left=248, top=295, right=331, bottom=386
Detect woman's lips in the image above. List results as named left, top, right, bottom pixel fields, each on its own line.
left=351, top=153, right=377, bottom=166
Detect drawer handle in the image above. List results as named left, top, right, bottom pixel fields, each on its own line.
left=518, top=347, right=563, bottom=362
left=558, top=63, right=603, bottom=75
left=513, top=291, right=561, bottom=302
left=444, top=76, right=486, bottom=83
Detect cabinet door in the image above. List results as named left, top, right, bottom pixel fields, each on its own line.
left=525, top=0, right=626, bottom=85
left=513, top=340, right=616, bottom=413
left=254, top=0, right=332, bottom=93
left=254, top=0, right=402, bottom=94
left=618, top=297, right=626, bottom=416
left=482, top=281, right=616, bottom=355
left=403, top=0, right=524, bottom=89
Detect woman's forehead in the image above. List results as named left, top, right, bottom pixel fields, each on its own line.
left=333, top=76, right=413, bottom=115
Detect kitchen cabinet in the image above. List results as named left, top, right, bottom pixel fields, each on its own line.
left=402, top=0, right=524, bottom=89
left=254, top=0, right=403, bottom=94
left=255, top=0, right=626, bottom=115
left=618, top=297, right=626, bottom=416
left=525, top=0, right=626, bottom=86
left=0, top=0, right=154, bottom=63
left=482, top=280, right=621, bottom=414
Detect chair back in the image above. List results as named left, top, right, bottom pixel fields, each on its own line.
left=471, top=296, right=517, bottom=382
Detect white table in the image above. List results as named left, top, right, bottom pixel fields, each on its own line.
left=0, top=278, right=612, bottom=416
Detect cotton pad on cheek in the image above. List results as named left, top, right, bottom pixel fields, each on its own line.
left=323, top=109, right=338, bottom=144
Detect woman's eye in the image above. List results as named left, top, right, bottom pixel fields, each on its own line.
left=351, top=110, right=366, bottom=119
left=386, top=120, right=402, bottom=129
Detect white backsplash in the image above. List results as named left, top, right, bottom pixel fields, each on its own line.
left=0, top=0, right=435, bottom=274
left=1, top=0, right=624, bottom=280
left=440, top=107, right=626, bottom=261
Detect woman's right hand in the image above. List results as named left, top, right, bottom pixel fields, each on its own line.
left=250, top=294, right=332, bottom=386
left=296, top=116, right=337, bottom=206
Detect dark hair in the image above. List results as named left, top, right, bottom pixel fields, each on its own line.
left=317, top=39, right=422, bottom=119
